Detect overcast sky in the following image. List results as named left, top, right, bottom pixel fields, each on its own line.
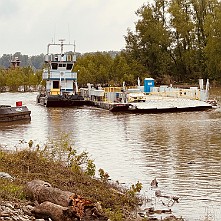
left=0, top=0, right=149, bottom=56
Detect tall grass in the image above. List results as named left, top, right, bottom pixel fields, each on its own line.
left=0, top=135, right=142, bottom=220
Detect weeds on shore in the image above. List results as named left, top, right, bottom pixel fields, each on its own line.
left=0, top=136, right=142, bottom=220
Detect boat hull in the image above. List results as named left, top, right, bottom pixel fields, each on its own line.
left=128, top=105, right=212, bottom=113
left=109, top=103, right=131, bottom=112
left=0, top=106, right=31, bottom=122
left=37, top=94, right=89, bottom=107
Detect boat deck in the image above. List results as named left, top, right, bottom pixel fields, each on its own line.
left=129, top=96, right=212, bottom=112
left=87, top=97, right=212, bottom=113
left=0, top=106, right=31, bottom=122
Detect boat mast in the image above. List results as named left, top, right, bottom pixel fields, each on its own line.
left=59, top=39, right=65, bottom=54
left=47, top=39, right=75, bottom=54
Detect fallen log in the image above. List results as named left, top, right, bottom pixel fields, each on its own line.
left=25, top=180, right=108, bottom=221
left=25, top=180, right=73, bottom=206
left=32, top=201, right=79, bottom=221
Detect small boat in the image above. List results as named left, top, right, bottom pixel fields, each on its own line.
left=0, top=102, right=31, bottom=122
left=37, top=39, right=86, bottom=107
left=0, top=57, right=31, bottom=122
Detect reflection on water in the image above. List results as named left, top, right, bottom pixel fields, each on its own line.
left=0, top=91, right=221, bottom=220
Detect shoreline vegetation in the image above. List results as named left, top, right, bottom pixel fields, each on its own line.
left=0, top=138, right=186, bottom=221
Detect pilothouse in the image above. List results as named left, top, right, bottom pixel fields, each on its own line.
left=37, top=39, right=85, bottom=107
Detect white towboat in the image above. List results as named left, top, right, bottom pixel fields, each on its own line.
left=37, top=39, right=88, bottom=107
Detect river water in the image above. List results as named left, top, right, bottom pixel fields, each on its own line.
left=0, top=90, right=221, bottom=221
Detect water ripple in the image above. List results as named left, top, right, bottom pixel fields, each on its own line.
left=0, top=92, right=221, bottom=220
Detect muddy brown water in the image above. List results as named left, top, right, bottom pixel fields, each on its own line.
left=0, top=89, right=221, bottom=221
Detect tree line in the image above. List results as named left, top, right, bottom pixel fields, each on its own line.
left=0, top=66, right=42, bottom=92
left=0, top=52, right=44, bottom=92
left=75, top=0, right=221, bottom=86
left=1, top=0, right=221, bottom=91
left=0, top=52, right=44, bottom=70
left=124, top=0, right=221, bottom=85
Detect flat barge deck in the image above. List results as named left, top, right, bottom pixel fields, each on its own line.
left=87, top=98, right=213, bottom=113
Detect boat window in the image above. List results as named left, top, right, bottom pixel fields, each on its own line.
left=51, top=63, right=58, bottom=70
left=58, top=63, right=66, bottom=67
left=53, top=81, right=59, bottom=89
left=67, top=63, right=73, bottom=70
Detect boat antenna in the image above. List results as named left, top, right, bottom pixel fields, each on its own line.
left=59, top=39, right=65, bottom=54
left=68, top=24, right=70, bottom=44
left=54, top=25, right=56, bottom=44
left=74, top=40, right=76, bottom=53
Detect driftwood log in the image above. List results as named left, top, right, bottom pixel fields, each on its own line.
left=25, top=180, right=108, bottom=221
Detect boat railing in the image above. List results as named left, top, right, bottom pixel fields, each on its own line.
left=42, top=71, right=77, bottom=80
left=45, top=53, right=76, bottom=63
left=149, top=87, right=209, bottom=101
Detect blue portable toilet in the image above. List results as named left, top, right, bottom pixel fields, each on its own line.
left=144, top=78, right=154, bottom=93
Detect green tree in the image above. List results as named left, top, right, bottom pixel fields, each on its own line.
left=21, top=66, right=31, bottom=91
left=0, top=69, right=7, bottom=91
left=124, top=0, right=221, bottom=84
left=125, top=1, right=172, bottom=83
left=168, top=0, right=221, bottom=82
left=5, top=69, right=23, bottom=91
left=204, top=0, right=221, bottom=83
left=74, top=52, right=113, bottom=86
left=112, top=51, right=147, bottom=86
left=168, top=0, right=196, bottom=81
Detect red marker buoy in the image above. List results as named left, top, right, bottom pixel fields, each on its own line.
left=16, top=101, right=22, bottom=107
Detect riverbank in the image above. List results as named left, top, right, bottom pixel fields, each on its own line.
left=0, top=146, right=185, bottom=221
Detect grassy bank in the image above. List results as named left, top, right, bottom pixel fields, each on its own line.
left=0, top=142, right=143, bottom=221
left=0, top=136, right=191, bottom=221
